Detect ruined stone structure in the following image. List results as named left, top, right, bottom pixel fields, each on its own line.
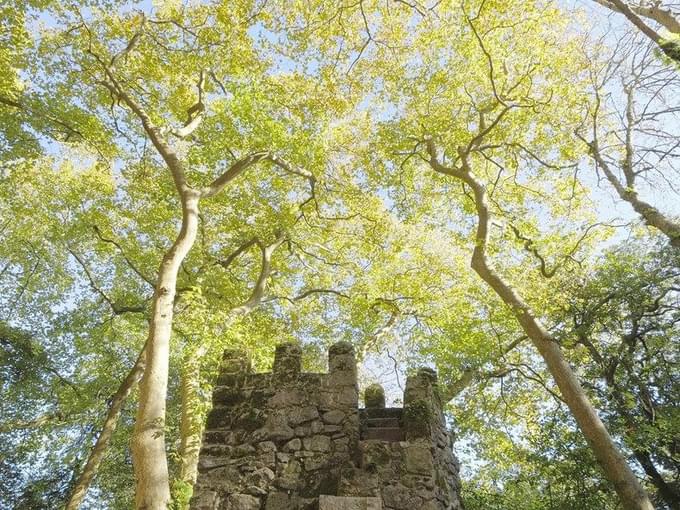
left=190, top=342, right=464, bottom=510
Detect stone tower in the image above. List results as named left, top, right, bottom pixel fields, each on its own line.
left=190, top=342, right=464, bottom=510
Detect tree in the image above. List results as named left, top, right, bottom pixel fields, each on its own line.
left=564, top=241, right=680, bottom=508
left=578, top=36, right=680, bottom=247
left=342, top=0, right=654, bottom=506
left=2, top=2, right=343, bottom=507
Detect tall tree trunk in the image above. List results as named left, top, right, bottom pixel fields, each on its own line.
left=174, top=344, right=208, bottom=509
left=427, top=141, right=654, bottom=510
left=96, top=56, right=293, bottom=508
left=132, top=191, right=200, bottom=510
left=65, top=344, right=147, bottom=510
left=633, top=450, right=680, bottom=509
left=609, top=378, right=680, bottom=508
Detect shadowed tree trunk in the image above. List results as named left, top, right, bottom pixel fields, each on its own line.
left=175, top=343, right=208, bottom=505
left=65, top=344, right=147, bottom=510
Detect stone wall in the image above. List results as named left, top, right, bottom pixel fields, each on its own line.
left=190, top=342, right=463, bottom=510
left=340, top=369, right=462, bottom=510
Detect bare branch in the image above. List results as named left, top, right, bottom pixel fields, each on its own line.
left=578, top=134, right=680, bottom=247
left=593, top=0, right=680, bottom=64
left=229, top=233, right=287, bottom=316
left=170, top=69, right=206, bottom=139
left=441, top=335, right=526, bottom=402
left=266, top=288, right=351, bottom=304
left=67, top=247, right=147, bottom=315
left=92, top=225, right=155, bottom=287
left=213, top=238, right=259, bottom=271
left=593, top=0, right=680, bottom=34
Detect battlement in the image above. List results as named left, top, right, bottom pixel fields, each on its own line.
left=191, top=342, right=463, bottom=510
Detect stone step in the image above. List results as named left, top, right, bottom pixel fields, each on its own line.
left=365, top=417, right=400, bottom=428
left=360, top=407, right=403, bottom=420
left=362, top=427, right=405, bottom=441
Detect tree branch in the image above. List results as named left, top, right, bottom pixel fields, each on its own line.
left=579, top=134, right=680, bottom=247
left=65, top=342, right=147, bottom=510
left=229, top=233, right=287, bottom=316
left=593, top=0, right=680, bottom=63
left=67, top=247, right=147, bottom=315
left=92, top=225, right=155, bottom=287
left=593, top=0, right=680, bottom=34
left=441, top=335, right=526, bottom=402
left=198, top=152, right=270, bottom=197
left=170, top=69, right=206, bottom=139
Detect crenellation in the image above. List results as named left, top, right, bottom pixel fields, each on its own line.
left=403, top=368, right=442, bottom=441
left=272, top=342, right=302, bottom=380
left=190, top=343, right=463, bottom=510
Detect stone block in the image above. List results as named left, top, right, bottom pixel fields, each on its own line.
left=323, top=410, right=346, bottom=424
left=212, top=386, right=243, bottom=405
left=403, top=400, right=432, bottom=439
left=224, top=493, right=260, bottom=510
left=328, top=369, right=358, bottom=386
left=264, top=492, right=314, bottom=510
left=265, top=492, right=293, bottom=510
left=334, top=436, right=350, bottom=452
left=337, top=386, right=359, bottom=406
left=318, top=495, right=382, bottom=510
left=303, top=434, right=332, bottom=452
left=205, top=406, right=231, bottom=429
left=294, top=424, right=310, bottom=437
left=255, top=413, right=295, bottom=442
left=282, top=438, right=302, bottom=452
left=328, top=342, right=357, bottom=384
left=288, top=405, right=320, bottom=425
left=256, top=441, right=277, bottom=453
left=404, top=443, right=433, bottom=476
left=268, top=388, right=303, bottom=408
left=190, top=489, right=219, bottom=510
left=382, top=485, right=421, bottom=509
left=245, top=466, right=275, bottom=493
left=221, top=349, right=251, bottom=374
left=275, top=459, right=302, bottom=489
left=303, top=455, right=327, bottom=471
